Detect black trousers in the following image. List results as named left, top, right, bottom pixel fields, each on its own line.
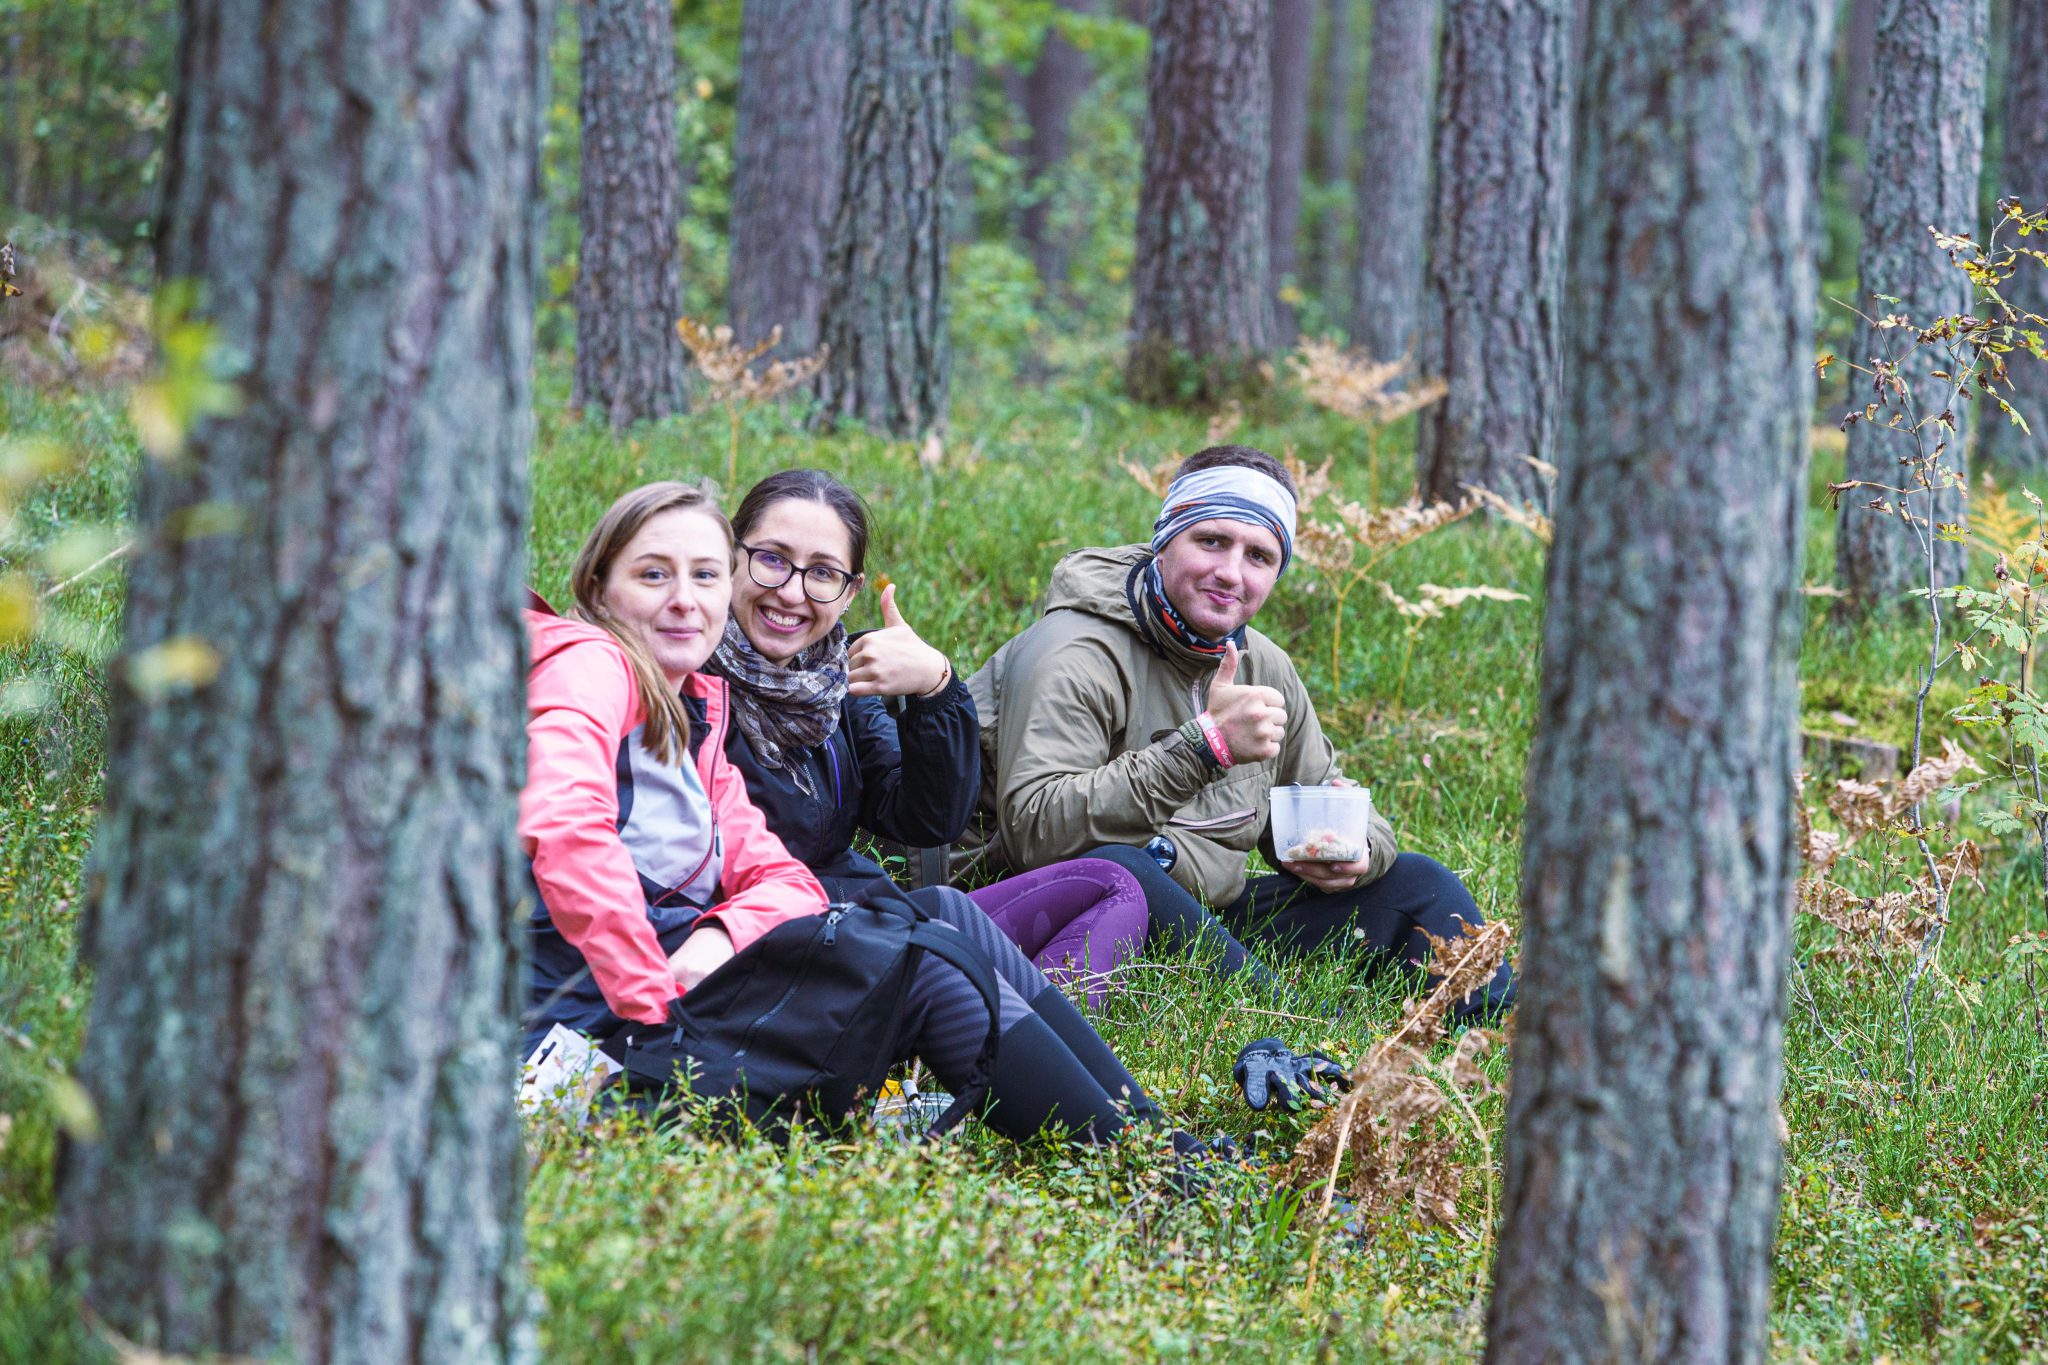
left=1083, top=845, right=1516, bottom=1021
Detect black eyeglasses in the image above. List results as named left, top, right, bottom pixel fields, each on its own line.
left=736, top=541, right=859, bottom=603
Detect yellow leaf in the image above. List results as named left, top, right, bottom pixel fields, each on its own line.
left=127, top=635, right=223, bottom=699
left=48, top=1074, right=99, bottom=1141
left=0, top=575, right=36, bottom=646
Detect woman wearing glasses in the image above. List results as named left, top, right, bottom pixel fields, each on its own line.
left=708, top=469, right=1148, bottom=1015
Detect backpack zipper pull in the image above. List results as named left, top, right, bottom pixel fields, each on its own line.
left=822, top=908, right=844, bottom=945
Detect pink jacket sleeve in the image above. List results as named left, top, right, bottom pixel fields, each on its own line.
left=694, top=740, right=829, bottom=951
left=519, top=639, right=678, bottom=1027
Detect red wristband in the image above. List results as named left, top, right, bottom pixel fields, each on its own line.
left=1195, top=710, right=1235, bottom=769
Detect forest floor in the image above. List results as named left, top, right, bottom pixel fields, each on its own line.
left=2, top=354, right=2045, bottom=1362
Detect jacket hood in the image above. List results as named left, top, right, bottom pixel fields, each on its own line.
left=1041, top=544, right=1151, bottom=622
left=524, top=605, right=615, bottom=670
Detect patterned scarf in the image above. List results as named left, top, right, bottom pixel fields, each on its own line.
left=706, top=616, right=850, bottom=792
left=1125, top=556, right=1246, bottom=665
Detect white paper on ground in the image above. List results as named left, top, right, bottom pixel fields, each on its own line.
left=518, top=1023, right=623, bottom=1125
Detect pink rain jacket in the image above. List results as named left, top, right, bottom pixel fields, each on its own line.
left=520, top=608, right=827, bottom=1027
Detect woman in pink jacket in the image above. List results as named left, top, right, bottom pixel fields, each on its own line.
left=519, top=481, right=1161, bottom=1144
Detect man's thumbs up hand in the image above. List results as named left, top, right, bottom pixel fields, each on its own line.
left=1204, top=641, right=1286, bottom=765
left=848, top=582, right=953, bottom=698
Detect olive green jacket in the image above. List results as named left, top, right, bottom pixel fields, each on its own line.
left=962, top=544, right=1397, bottom=907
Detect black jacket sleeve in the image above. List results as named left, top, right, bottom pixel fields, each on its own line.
left=846, top=676, right=981, bottom=848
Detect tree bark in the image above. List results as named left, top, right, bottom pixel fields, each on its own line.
left=814, top=0, right=954, bottom=436
left=1348, top=0, right=1436, bottom=364
left=574, top=0, right=688, bottom=427
left=1311, top=0, right=1354, bottom=311
left=54, top=0, right=546, bottom=1359
left=1982, top=0, right=2048, bottom=467
left=1268, top=0, right=1315, bottom=340
left=1127, top=0, right=1274, bottom=405
left=1841, top=0, right=1878, bottom=209
left=1017, top=0, right=1099, bottom=295
left=729, top=0, right=850, bottom=355
left=1484, top=1, right=1833, bottom=1358
left=1836, top=0, right=1988, bottom=609
left=1416, top=0, right=1571, bottom=505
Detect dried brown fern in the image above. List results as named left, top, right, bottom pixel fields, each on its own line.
left=1460, top=480, right=1555, bottom=545
left=1289, top=337, right=1448, bottom=427
left=674, top=317, right=827, bottom=488
left=1796, top=745, right=1984, bottom=976
left=1286, top=918, right=1515, bottom=1295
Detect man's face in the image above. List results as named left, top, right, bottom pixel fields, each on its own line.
left=1155, top=517, right=1283, bottom=639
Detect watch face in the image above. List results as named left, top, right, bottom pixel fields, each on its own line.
left=1143, top=835, right=1179, bottom=873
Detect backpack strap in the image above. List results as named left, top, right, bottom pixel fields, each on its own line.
left=910, top=844, right=950, bottom=891
left=904, top=921, right=1003, bottom=1139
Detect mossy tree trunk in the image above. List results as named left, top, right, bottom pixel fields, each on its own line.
left=1982, top=0, right=2048, bottom=468
left=730, top=0, right=849, bottom=357
left=1348, top=0, right=1436, bottom=364
left=815, top=0, right=954, bottom=437
left=1127, top=0, right=1273, bottom=406
left=1267, top=0, right=1314, bottom=341
left=53, top=0, right=546, bottom=1359
left=1417, top=0, right=1572, bottom=505
left=1836, top=0, right=1987, bottom=609
left=1484, top=0, right=1832, bottom=1358
left=1017, top=0, right=1097, bottom=296
left=574, top=0, right=687, bottom=426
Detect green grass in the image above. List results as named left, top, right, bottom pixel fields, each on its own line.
left=3, top=364, right=2045, bottom=1361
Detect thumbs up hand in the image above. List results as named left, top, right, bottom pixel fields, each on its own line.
left=1204, top=641, right=1287, bottom=765
left=848, top=582, right=953, bottom=697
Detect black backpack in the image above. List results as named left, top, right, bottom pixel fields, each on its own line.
left=602, top=881, right=1002, bottom=1139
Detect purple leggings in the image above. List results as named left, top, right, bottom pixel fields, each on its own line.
left=967, top=858, right=1148, bottom=1009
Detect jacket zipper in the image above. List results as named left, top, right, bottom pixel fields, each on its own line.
left=734, top=910, right=839, bottom=1057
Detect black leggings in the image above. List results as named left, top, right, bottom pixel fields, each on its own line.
left=895, top=887, right=1159, bottom=1143
left=1082, top=845, right=1516, bottom=1021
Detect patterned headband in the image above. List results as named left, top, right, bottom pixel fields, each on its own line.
left=1149, top=466, right=1298, bottom=574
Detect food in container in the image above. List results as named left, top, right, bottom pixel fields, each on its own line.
left=1270, top=784, right=1375, bottom=863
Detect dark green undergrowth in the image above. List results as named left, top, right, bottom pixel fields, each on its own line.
left=3, top=368, right=2045, bottom=1361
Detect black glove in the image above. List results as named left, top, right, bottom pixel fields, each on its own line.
left=1232, top=1036, right=1350, bottom=1112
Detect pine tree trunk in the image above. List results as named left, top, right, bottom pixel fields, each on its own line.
left=729, top=0, right=849, bottom=356
left=1128, top=0, right=1274, bottom=405
left=53, top=0, right=546, bottom=1359
left=1836, top=0, right=1987, bottom=609
left=1983, top=0, right=2048, bottom=467
left=1348, top=0, right=1436, bottom=364
left=1311, top=0, right=1354, bottom=311
left=1842, top=0, right=1879, bottom=210
left=1417, top=0, right=1571, bottom=505
left=1268, top=0, right=1315, bottom=341
left=1018, top=1, right=1098, bottom=294
left=814, top=0, right=954, bottom=437
left=1484, top=2, right=1832, bottom=1358
left=574, top=0, right=687, bottom=426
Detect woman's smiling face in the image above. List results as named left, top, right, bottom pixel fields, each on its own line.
left=729, top=496, right=862, bottom=665
left=598, top=506, right=733, bottom=684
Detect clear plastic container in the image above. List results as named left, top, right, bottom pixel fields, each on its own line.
left=1270, top=785, right=1376, bottom=863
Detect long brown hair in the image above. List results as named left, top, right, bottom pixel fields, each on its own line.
left=566, top=481, right=733, bottom=766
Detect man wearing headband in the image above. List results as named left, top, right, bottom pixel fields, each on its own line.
left=961, top=444, right=1515, bottom=1023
